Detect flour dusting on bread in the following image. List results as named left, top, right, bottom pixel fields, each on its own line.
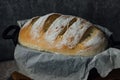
left=19, top=13, right=108, bottom=56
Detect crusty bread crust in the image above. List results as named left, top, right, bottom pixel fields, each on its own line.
left=19, top=13, right=108, bottom=56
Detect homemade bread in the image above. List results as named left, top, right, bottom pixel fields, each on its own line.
left=18, top=13, right=108, bottom=56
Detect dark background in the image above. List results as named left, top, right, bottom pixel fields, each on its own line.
left=0, top=0, right=120, bottom=61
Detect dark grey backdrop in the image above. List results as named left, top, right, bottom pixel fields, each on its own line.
left=0, top=0, right=120, bottom=61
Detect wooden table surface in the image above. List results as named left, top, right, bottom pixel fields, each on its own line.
left=0, top=60, right=17, bottom=80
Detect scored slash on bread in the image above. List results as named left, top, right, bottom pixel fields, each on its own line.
left=19, top=13, right=108, bottom=56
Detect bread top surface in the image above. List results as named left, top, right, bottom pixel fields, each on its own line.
left=19, top=13, right=108, bottom=56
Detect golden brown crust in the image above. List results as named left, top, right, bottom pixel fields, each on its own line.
left=18, top=13, right=108, bottom=56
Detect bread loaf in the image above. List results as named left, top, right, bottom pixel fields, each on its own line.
left=18, top=13, right=108, bottom=56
